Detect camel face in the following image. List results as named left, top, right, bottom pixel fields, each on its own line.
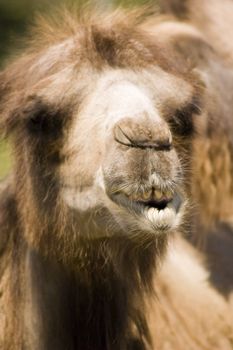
left=59, top=66, right=195, bottom=237
left=0, top=12, right=203, bottom=254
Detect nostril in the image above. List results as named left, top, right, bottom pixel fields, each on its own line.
left=152, top=123, right=173, bottom=150
left=113, top=119, right=172, bottom=151
left=113, top=120, right=154, bottom=148
left=152, top=133, right=173, bottom=150
left=114, top=124, right=134, bottom=147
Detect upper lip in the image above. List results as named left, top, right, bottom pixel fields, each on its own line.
left=109, top=187, right=183, bottom=214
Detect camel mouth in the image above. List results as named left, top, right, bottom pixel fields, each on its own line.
left=141, top=193, right=183, bottom=230
left=110, top=188, right=184, bottom=232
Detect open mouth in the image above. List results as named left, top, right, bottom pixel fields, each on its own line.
left=110, top=188, right=183, bottom=231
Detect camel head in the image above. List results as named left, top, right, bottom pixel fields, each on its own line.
left=0, top=10, right=203, bottom=261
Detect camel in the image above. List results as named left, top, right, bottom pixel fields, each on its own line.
left=0, top=2, right=233, bottom=349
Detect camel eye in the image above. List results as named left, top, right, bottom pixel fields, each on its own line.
left=28, top=113, right=51, bottom=133
left=169, top=110, right=194, bottom=137
left=168, top=97, right=202, bottom=137
left=26, top=104, right=63, bottom=138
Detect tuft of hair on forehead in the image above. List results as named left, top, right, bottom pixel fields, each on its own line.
left=30, top=4, right=157, bottom=48
left=0, top=4, right=201, bottom=138
left=24, top=4, right=184, bottom=72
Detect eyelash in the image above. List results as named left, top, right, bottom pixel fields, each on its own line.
left=168, top=110, right=194, bottom=137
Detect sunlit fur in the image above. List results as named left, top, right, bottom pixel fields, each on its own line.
left=0, top=4, right=233, bottom=350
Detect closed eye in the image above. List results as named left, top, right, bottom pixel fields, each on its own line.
left=169, top=109, right=194, bottom=136
left=25, top=98, right=63, bottom=138
left=28, top=111, right=62, bottom=136
left=168, top=97, right=202, bottom=137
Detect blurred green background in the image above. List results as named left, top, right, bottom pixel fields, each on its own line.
left=0, top=0, right=153, bottom=180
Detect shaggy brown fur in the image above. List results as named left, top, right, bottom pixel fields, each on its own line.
left=0, top=4, right=233, bottom=350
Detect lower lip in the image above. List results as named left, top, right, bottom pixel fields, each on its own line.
left=111, top=192, right=183, bottom=231
left=144, top=194, right=183, bottom=229
left=145, top=204, right=177, bottom=230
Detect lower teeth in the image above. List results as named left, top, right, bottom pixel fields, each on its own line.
left=147, top=207, right=158, bottom=222
left=146, top=206, right=176, bottom=228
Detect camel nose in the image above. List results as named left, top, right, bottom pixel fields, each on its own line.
left=113, top=118, right=172, bottom=150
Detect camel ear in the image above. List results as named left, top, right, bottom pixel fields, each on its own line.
left=170, top=30, right=214, bottom=70
left=151, top=21, right=214, bottom=71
